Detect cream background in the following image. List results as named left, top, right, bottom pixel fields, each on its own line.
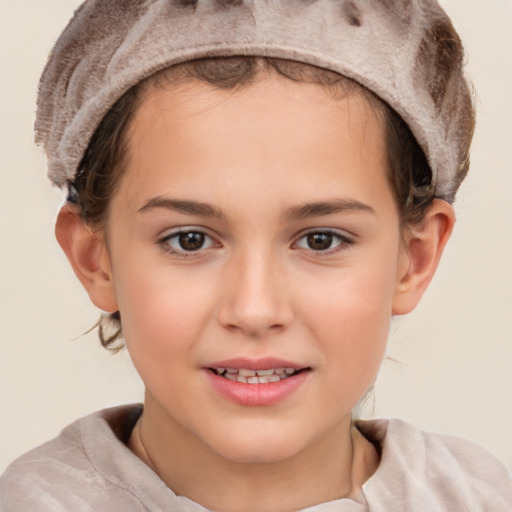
left=0, top=0, right=511, bottom=473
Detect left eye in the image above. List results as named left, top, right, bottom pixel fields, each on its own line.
left=295, top=231, right=347, bottom=252
left=161, top=230, right=216, bottom=253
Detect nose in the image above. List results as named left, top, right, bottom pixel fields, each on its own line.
left=217, top=248, right=294, bottom=338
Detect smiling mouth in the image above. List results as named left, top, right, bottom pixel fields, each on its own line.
left=210, top=367, right=308, bottom=384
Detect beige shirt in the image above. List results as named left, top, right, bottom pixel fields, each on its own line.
left=1, top=404, right=511, bottom=511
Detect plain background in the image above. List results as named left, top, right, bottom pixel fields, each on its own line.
left=0, top=0, right=511, bottom=473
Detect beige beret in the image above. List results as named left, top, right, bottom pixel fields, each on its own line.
left=36, top=0, right=474, bottom=201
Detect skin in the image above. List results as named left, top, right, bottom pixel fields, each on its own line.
left=56, top=73, right=454, bottom=512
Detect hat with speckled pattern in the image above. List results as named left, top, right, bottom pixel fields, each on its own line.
left=36, top=0, right=474, bottom=201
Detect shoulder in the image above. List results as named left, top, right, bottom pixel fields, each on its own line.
left=357, top=418, right=512, bottom=512
left=0, top=405, right=147, bottom=512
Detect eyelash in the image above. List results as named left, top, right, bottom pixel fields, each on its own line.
left=293, top=229, right=353, bottom=255
left=158, top=228, right=218, bottom=259
left=158, top=228, right=353, bottom=258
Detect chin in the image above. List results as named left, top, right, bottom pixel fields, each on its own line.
left=218, top=442, right=302, bottom=465
left=205, top=424, right=314, bottom=465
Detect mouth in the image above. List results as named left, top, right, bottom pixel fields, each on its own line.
left=205, top=359, right=311, bottom=405
left=209, top=367, right=308, bottom=384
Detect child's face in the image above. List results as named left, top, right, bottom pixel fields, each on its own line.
left=102, top=75, right=409, bottom=462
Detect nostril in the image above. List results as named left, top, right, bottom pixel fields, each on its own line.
left=221, top=321, right=285, bottom=337
left=224, top=323, right=242, bottom=333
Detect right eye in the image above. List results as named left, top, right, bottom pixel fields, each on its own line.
left=160, top=229, right=217, bottom=256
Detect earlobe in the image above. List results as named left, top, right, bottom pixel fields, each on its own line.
left=392, top=199, right=455, bottom=315
left=55, top=204, right=118, bottom=313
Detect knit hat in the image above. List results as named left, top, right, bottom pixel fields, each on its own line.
left=35, top=0, right=474, bottom=201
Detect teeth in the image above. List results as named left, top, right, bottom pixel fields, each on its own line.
left=239, top=369, right=256, bottom=377
left=214, top=366, right=300, bottom=383
left=256, top=369, right=274, bottom=376
left=259, top=374, right=282, bottom=383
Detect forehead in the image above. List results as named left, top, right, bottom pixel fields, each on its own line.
left=116, top=74, right=391, bottom=214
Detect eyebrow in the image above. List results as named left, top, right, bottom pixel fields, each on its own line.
left=284, top=199, right=376, bottom=221
left=137, top=196, right=375, bottom=221
left=138, top=197, right=225, bottom=219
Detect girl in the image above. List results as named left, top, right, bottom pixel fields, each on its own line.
left=1, top=1, right=511, bottom=510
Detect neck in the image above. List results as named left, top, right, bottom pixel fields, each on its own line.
left=129, top=397, right=379, bottom=512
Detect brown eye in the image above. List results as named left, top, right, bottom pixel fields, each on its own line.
left=161, top=230, right=216, bottom=254
left=306, top=233, right=333, bottom=251
left=295, top=230, right=350, bottom=253
left=178, top=232, right=205, bottom=251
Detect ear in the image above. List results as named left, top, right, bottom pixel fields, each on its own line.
left=392, top=199, right=455, bottom=315
left=55, top=204, right=118, bottom=313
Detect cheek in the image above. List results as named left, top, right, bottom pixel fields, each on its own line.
left=112, top=259, right=213, bottom=368
left=302, top=253, right=397, bottom=336
left=319, top=285, right=390, bottom=362
left=299, top=258, right=398, bottom=398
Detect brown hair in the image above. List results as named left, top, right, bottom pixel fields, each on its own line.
left=71, top=56, right=473, bottom=350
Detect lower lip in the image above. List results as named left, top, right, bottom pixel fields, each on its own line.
left=204, top=370, right=310, bottom=407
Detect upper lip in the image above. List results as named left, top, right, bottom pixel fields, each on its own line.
left=205, top=357, right=309, bottom=371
